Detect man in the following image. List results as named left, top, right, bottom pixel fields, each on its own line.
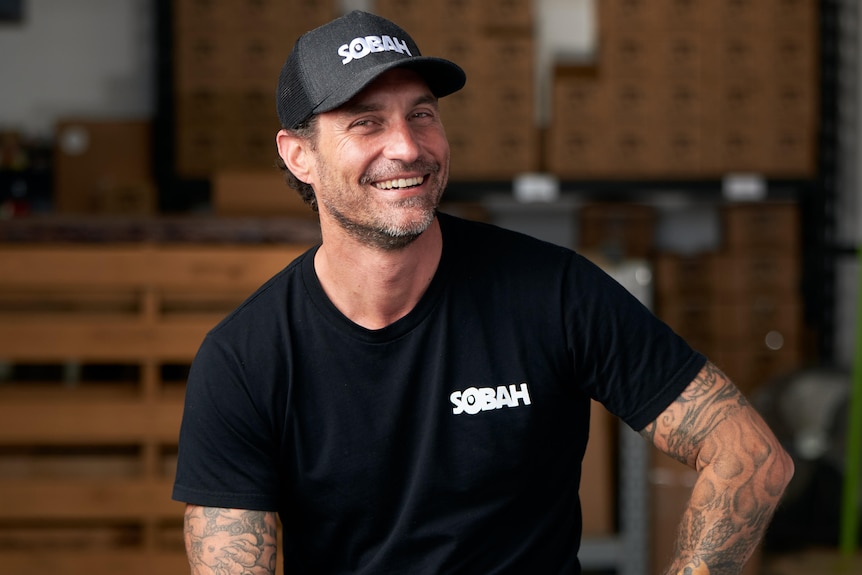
left=173, top=10, right=794, bottom=575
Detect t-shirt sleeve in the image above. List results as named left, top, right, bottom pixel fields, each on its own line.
left=566, top=254, right=706, bottom=431
left=172, top=332, right=281, bottom=511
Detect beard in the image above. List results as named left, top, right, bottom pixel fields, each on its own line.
left=319, top=158, right=447, bottom=251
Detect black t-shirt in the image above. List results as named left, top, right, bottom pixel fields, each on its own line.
left=173, top=213, right=705, bottom=574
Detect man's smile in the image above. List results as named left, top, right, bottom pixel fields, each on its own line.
left=373, top=175, right=425, bottom=190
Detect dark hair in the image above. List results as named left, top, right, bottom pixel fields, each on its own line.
left=276, top=115, right=319, bottom=212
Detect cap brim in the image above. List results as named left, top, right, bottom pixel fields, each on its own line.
left=314, top=57, right=466, bottom=115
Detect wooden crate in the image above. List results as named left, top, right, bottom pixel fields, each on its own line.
left=0, top=244, right=308, bottom=574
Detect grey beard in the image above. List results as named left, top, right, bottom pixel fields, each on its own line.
left=329, top=204, right=437, bottom=251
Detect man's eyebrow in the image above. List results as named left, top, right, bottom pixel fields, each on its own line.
left=338, top=93, right=439, bottom=117
left=412, top=94, right=439, bottom=108
left=338, top=101, right=382, bottom=117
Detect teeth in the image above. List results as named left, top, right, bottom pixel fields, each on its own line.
left=374, top=176, right=423, bottom=190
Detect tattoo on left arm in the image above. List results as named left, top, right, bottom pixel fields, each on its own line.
left=640, top=362, right=794, bottom=575
left=184, top=506, right=278, bottom=575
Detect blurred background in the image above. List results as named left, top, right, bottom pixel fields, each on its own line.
left=0, top=0, right=860, bottom=574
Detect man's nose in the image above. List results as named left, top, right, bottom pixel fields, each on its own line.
left=383, top=120, right=421, bottom=162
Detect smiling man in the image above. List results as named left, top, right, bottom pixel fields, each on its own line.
left=173, top=11, right=793, bottom=575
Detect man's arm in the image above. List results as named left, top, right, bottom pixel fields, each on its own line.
left=183, top=505, right=278, bottom=575
left=639, top=361, right=794, bottom=575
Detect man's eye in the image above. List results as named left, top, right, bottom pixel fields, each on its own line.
left=350, top=119, right=379, bottom=130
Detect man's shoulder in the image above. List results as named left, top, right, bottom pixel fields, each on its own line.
left=437, top=210, right=575, bottom=265
left=207, top=248, right=313, bottom=336
left=438, top=211, right=563, bottom=248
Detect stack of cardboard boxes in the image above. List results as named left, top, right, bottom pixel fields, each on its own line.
left=173, top=0, right=336, bottom=178
left=651, top=200, right=806, bottom=575
left=375, top=0, right=539, bottom=180
left=547, top=0, right=818, bottom=179
left=656, top=201, right=806, bottom=397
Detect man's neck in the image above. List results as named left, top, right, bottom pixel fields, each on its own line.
left=313, top=217, right=443, bottom=330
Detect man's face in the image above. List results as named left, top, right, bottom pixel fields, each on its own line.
left=306, top=68, right=450, bottom=250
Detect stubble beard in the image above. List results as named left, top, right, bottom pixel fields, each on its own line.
left=322, top=160, right=447, bottom=251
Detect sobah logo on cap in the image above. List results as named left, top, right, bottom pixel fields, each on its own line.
left=338, top=34, right=413, bottom=64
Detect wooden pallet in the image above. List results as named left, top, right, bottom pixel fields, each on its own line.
left=0, top=243, right=308, bottom=574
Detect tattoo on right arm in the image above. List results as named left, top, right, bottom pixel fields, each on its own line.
left=184, top=505, right=278, bottom=575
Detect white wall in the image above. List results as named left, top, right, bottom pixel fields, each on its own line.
left=0, top=0, right=155, bottom=139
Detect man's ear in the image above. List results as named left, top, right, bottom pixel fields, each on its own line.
left=276, top=129, right=313, bottom=184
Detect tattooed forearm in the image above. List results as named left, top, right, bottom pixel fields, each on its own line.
left=642, top=362, right=794, bottom=575
left=184, top=505, right=278, bottom=575
left=641, top=362, right=750, bottom=466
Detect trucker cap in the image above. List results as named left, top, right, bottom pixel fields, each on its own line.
left=276, top=10, right=467, bottom=129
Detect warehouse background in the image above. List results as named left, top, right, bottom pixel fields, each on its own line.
left=0, top=1, right=860, bottom=574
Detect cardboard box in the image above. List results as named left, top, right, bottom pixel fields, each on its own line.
left=655, top=253, right=720, bottom=298
left=212, top=170, right=317, bottom=218
left=175, top=0, right=335, bottom=34
left=287, top=0, right=339, bottom=32
left=713, top=253, right=801, bottom=299
left=770, top=0, right=819, bottom=32
left=447, top=123, right=539, bottom=181
left=762, top=126, right=817, bottom=178
left=656, top=298, right=718, bottom=354
left=473, top=32, right=534, bottom=83
left=664, top=0, right=714, bottom=31
left=601, top=28, right=705, bottom=80
left=722, top=202, right=800, bottom=252
left=175, top=123, right=227, bottom=178
left=374, top=0, right=448, bottom=52
left=579, top=202, right=656, bottom=258
left=547, top=124, right=662, bottom=179
left=706, top=78, right=771, bottom=126
left=657, top=124, right=708, bottom=178
left=710, top=344, right=806, bottom=396
left=597, top=0, right=665, bottom=35
left=701, top=122, right=773, bottom=175
left=481, top=0, right=534, bottom=32
left=721, top=0, right=773, bottom=32
left=769, top=79, right=819, bottom=127
left=174, top=0, right=236, bottom=32
left=54, top=120, right=155, bottom=214
left=581, top=400, right=616, bottom=536
left=600, top=32, right=664, bottom=79
left=230, top=34, right=293, bottom=87
left=713, top=299, right=803, bottom=347
left=550, top=66, right=608, bottom=128
left=228, top=123, right=283, bottom=170
left=173, top=29, right=242, bottom=87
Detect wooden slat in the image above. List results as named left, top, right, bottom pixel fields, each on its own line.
left=0, top=399, right=183, bottom=443
left=0, top=243, right=306, bottom=570
left=0, top=478, right=182, bottom=520
left=0, top=244, right=307, bottom=289
left=0, top=316, right=219, bottom=361
left=0, top=550, right=189, bottom=575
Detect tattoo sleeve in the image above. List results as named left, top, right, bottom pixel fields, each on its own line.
left=183, top=505, right=278, bottom=575
left=640, top=361, right=794, bottom=575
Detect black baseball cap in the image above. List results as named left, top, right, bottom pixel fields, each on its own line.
left=276, top=10, right=466, bottom=129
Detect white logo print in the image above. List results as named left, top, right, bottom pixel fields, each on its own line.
left=338, top=35, right=412, bottom=64
left=450, top=383, right=532, bottom=415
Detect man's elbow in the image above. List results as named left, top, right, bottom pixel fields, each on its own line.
left=763, top=441, right=795, bottom=501
left=776, top=444, right=795, bottom=493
